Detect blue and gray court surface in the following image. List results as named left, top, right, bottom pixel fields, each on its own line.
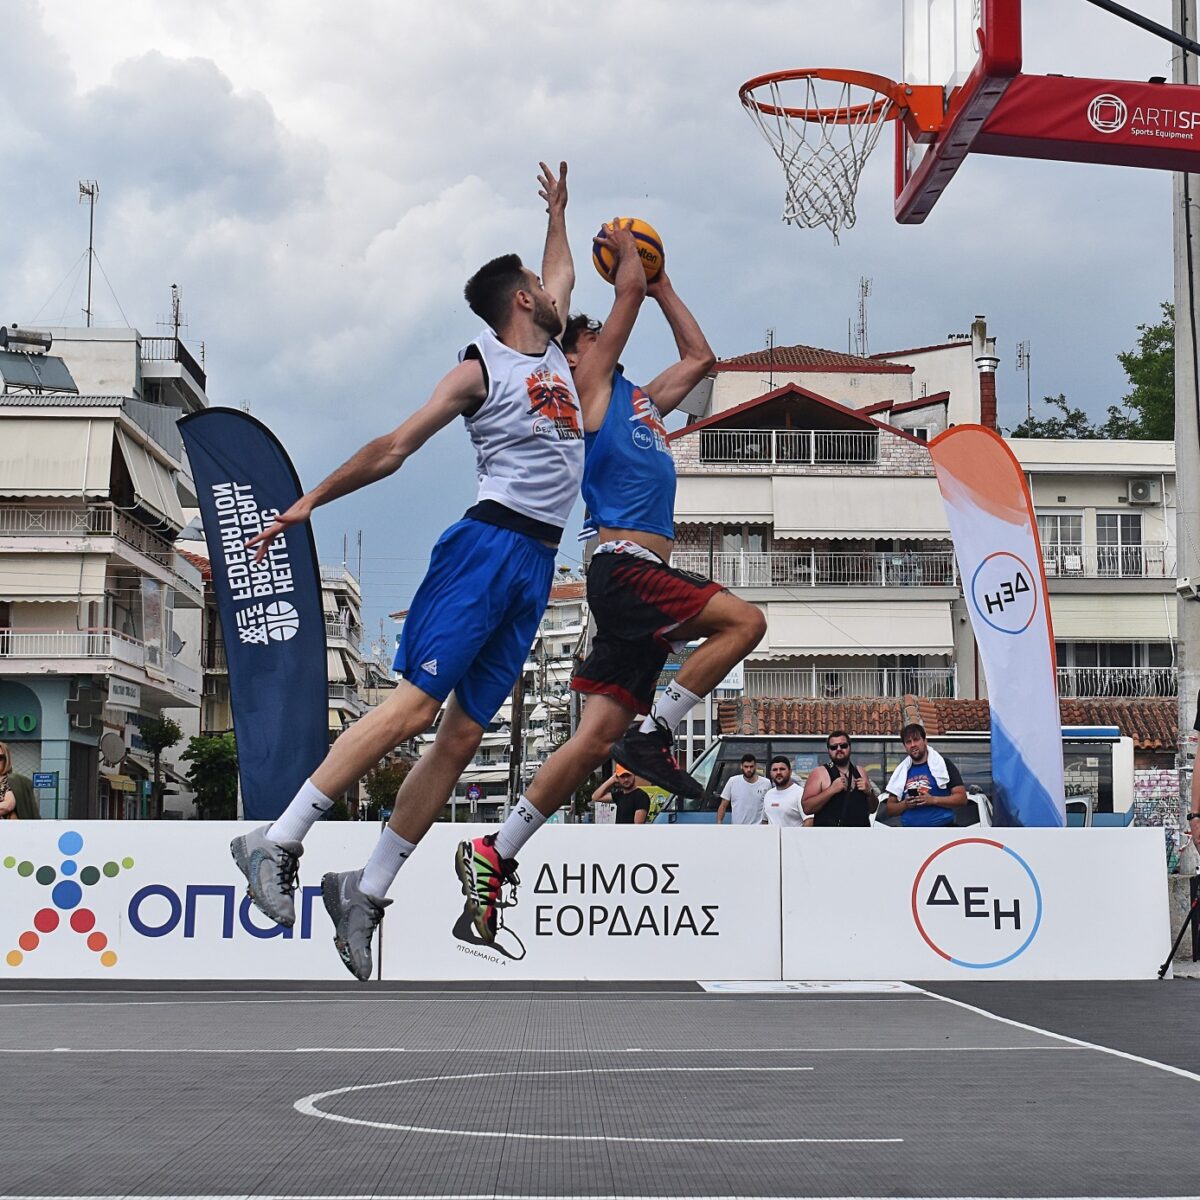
left=1, top=977, right=1196, bottom=1199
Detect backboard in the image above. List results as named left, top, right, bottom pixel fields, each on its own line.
left=897, top=0, right=1022, bottom=223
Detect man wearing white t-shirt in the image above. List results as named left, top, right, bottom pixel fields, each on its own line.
left=761, top=755, right=811, bottom=828
left=716, top=753, right=769, bottom=825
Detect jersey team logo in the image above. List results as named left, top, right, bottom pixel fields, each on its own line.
left=526, top=368, right=582, bottom=440
left=629, top=387, right=669, bottom=453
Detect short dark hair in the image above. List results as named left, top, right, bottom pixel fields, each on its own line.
left=769, top=755, right=791, bottom=769
left=826, top=730, right=850, bottom=748
left=740, top=753, right=757, bottom=765
left=464, top=254, right=527, bottom=330
left=900, top=723, right=927, bottom=742
left=561, top=312, right=600, bottom=354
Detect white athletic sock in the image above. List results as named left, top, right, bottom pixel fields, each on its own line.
left=640, top=682, right=701, bottom=734
left=359, top=827, right=417, bottom=900
left=492, top=796, right=547, bottom=860
left=267, top=779, right=332, bottom=845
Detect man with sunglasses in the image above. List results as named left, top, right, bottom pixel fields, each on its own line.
left=801, top=731, right=878, bottom=827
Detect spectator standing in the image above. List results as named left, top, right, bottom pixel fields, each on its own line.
left=1189, top=694, right=1200, bottom=850
left=761, top=755, right=811, bottom=828
left=802, top=731, right=878, bottom=827
left=593, top=767, right=651, bottom=825
left=716, top=753, right=769, bottom=825
left=0, top=742, right=38, bottom=820
left=881, top=724, right=967, bottom=828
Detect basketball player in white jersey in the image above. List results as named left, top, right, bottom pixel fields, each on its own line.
left=230, top=162, right=582, bottom=979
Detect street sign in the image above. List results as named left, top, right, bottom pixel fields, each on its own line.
left=31, top=773, right=57, bottom=790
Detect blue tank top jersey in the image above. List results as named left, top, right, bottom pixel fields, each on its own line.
left=581, top=371, right=676, bottom=540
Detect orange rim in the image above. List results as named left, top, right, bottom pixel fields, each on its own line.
left=739, top=67, right=937, bottom=128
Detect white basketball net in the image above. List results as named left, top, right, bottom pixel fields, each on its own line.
left=742, top=75, right=896, bottom=242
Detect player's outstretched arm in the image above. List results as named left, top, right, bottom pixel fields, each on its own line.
left=576, top=221, right=647, bottom=432
left=246, top=359, right=487, bottom=563
left=643, top=272, right=716, bottom=417
left=539, top=161, right=573, bottom=328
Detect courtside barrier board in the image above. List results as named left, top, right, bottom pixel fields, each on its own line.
left=781, top=828, right=1169, bottom=980
left=0, top=823, right=782, bottom=982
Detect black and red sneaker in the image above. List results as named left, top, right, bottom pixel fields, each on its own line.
left=454, top=834, right=520, bottom=943
left=610, top=718, right=705, bottom=801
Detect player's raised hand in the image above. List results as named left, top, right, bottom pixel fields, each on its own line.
left=595, top=219, right=638, bottom=261
left=245, top=498, right=313, bottom=564
left=646, top=268, right=673, bottom=300
left=538, top=161, right=568, bottom=215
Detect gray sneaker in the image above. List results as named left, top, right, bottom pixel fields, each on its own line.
left=321, top=869, right=391, bottom=981
left=230, top=825, right=302, bottom=927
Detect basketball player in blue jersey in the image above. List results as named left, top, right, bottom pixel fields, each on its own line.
left=454, top=235, right=766, bottom=944
left=229, top=162, right=583, bottom=980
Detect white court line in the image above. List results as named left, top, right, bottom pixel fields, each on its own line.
left=0, top=1044, right=1084, bottom=1055
left=295, top=1065, right=902, bottom=1145
left=919, top=988, right=1200, bottom=1085
left=9, top=1195, right=1193, bottom=1200
left=0, top=995, right=936, bottom=1009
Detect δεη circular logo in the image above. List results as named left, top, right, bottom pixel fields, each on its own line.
left=911, top=838, right=1043, bottom=969
left=631, top=426, right=654, bottom=450
left=1088, top=94, right=1128, bottom=134
left=969, top=551, right=1038, bottom=635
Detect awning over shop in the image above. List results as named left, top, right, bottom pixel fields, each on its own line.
left=104, top=774, right=136, bottom=793
left=0, top=553, right=107, bottom=601
left=115, top=427, right=185, bottom=529
left=771, top=475, right=949, bottom=539
left=759, top=599, right=955, bottom=656
left=1050, top=594, right=1177, bottom=641
left=0, top=418, right=114, bottom=497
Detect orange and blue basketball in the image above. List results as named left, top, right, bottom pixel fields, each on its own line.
left=592, top=218, right=665, bottom=284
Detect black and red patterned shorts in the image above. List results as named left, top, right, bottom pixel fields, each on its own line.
left=572, top=551, right=723, bottom=713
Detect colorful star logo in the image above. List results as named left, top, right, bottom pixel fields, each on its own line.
left=3, top=831, right=134, bottom=968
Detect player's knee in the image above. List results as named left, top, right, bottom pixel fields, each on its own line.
left=735, top=602, right=767, bottom=645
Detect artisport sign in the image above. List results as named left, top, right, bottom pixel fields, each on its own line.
left=1087, top=91, right=1200, bottom=140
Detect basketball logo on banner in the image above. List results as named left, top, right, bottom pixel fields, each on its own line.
left=969, top=551, right=1038, bottom=636
left=911, top=838, right=1043, bottom=969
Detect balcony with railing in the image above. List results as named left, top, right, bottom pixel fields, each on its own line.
left=140, top=336, right=207, bottom=391
left=0, top=502, right=202, bottom=602
left=0, top=627, right=200, bottom=698
left=743, top=666, right=957, bottom=700
left=203, top=637, right=227, bottom=671
left=1041, top=543, right=1175, bottom=580
left=1056, top=665, right=1177, bottom=698
left=698, top=428, right=878, bottom=466
left=671, top=549, right=957, bottom=589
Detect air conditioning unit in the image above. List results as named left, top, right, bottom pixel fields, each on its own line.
left=1128, top=478, right=1160, bottom=504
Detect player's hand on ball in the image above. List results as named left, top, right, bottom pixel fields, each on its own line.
left=538, top=161, right=568, bottom=215
left=596, top=219, right=638, bottom=262
left=646, top=268, right=672, bottom=299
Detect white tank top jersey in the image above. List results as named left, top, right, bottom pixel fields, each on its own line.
left=459, top=329, right=584, bottom=530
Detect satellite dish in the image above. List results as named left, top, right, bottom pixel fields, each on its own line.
left=99, top=731, right=126, bottom=767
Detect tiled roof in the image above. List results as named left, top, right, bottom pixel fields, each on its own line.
left=716, top=345, right=912, bottom=373
left=718, top=695, right=1179, bottom=751
left=549, top=581, right=586, bottom=600
left=871, top=342, right=968, bottom=359
left=177, top=549, right=212, bottom=580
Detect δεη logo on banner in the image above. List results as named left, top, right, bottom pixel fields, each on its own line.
left=910, top=838, right=1043, bottom=969
left=3, top=830, right=320, bottom=971
left=969, top=551, right=1038, bottom=636
left=452, top=857, right=721, bottom=966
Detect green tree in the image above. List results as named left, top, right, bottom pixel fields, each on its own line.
left=363, top=761, right=411, bottom=821
left=181, top=733, right=239, bottom=820
left=1008, top=394, right=1104, bottom=439
left=140, top=716, right=183, bottom=819
left=1116, top=301, right=1174, bottom=439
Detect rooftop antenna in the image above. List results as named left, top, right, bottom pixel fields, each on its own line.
left=765, top=327, right=775, bottom=391
left=1016, top=340, right=1032, bottom=420
left=854, top=277, right=872, bottom=357
left=78, top=181, right=99, bottom=328
left=159, top=283, right=188, bottom=341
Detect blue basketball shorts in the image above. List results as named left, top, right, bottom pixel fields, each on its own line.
left=393, top=518, right=556, bottom=728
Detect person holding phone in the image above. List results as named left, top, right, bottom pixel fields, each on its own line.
left=881, top=724, right=967, bottom=828
left=802, top=731, right=877, bottom=827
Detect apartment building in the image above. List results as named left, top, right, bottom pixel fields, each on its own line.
left=0, top=326, right=206, bottom=817
left=669, top=317, right=1179, bottom=753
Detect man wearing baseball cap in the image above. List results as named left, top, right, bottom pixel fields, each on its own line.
left=593, top=766, right=652, bottom=825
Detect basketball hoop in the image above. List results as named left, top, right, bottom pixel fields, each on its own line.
left=739, top=68, right=942, bottom=241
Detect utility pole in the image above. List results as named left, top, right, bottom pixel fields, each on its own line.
left=78, top=181, right=99, bottom=328
left=1016, top=340, right=1032, bottom=420
left=1174, top=0, right=1200, bottom=837
left=855, top=277, right=872, bottom=357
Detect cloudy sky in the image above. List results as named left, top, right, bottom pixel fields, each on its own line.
left=0, top=1, right=1178, bottom=641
